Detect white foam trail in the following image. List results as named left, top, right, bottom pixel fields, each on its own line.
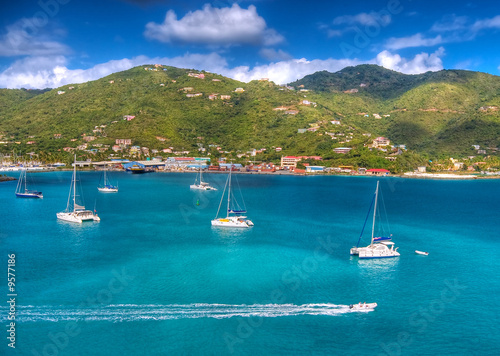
left=0, top=303, right=375, bottom=322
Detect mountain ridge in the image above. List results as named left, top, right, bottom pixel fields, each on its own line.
left=0, top=64, right=499, bottom=169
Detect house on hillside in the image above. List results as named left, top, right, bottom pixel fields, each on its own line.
left=372, top=137, right=390, bottom=147
left=116, top=139, right=132, bottom=146
left=334, top=147, right=352, bottom=154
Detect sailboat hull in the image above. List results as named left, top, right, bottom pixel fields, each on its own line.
left=98, top=187, right=118, bottom=192
left=190, top=184, right=216, bottom=191
left=16, top=191, right=43, bottom=198
left=57, top=211, right=100, bottom=223
left=353, top=245, right=400, bottom=259
left=211, top=217, right=253, bottom=228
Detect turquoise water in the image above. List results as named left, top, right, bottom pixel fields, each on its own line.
left=1, top=172, right=499, bottom=355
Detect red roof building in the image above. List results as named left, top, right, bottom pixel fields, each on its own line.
left=366, top=168, right=390, bottom=175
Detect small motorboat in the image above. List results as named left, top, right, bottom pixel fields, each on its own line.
left=349, top=302, right=377, bottom=310
left=415, top=250, right=429, bottom=256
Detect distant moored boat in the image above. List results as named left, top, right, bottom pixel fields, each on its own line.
left=15, top=167, right=43, bottom=199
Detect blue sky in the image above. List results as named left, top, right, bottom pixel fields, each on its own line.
left=1, top=0, right=500, bottom=88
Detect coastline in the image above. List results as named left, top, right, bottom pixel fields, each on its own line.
left=2, top=168, right=499, bottom=180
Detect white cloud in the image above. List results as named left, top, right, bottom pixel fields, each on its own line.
left=385, top=33, right=444, bottom=50
left=222, top=58, right=363, bottom=84
left=430, top=15, right=469, bottom=33
left=472, top=15, right=500, bottom=32
left=376, top=47, right=445, bottom=74
left=144, top=4, right=284, bottom=46
left=333, top=12, right=392, bottom=27
left=259, top=48, right=292, bottom=61
left=0, top=48, right=448, bottom=89
left=0, top=53, right=229, bottom=89
left=0, top=19, right=69, bottom=57
left=327, top=29, right=342, bottom=38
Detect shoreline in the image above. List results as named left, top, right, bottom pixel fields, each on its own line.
left=2, top=168, right=499, bottom=180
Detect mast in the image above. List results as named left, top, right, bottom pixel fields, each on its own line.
left=73, top=154, right=76, bottom=212
left=370, top=181, right=379, bottom=245
left=227, top=162, right=232, bottom=216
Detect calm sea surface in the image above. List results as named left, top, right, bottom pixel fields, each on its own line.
left=1, top=171, right=499, bottom=355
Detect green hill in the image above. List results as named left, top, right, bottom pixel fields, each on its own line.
left=1, top=64, right=500, bottom=169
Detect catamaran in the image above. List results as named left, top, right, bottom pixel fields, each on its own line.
left=98, top=165, right=118, bottom=192
left=350, top=181, right=399, bottom=259
left=190, top=164, right=216, bottom=191
left=57, top=155, right=100, bottom=223
left=15, top=167, right=43, bottom=198
left=211, top=164, right=253, bottom=228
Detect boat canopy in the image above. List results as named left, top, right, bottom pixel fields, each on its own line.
left=228, top=209, right=246, bottom=214
left=373, top=236, right=392, bottom=242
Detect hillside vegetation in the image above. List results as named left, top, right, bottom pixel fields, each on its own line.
left=0, top=64, right=499, bottom=169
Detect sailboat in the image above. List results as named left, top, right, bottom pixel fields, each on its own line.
left=211, top=164, right=253, bottom=228
left=57, top=155, right=100, bottom=223
left=190, top=164, right=216, bottom=191
left=350, top=181, right=399, bottom=259
left=15, top=167, right=43, bottom=198
left=98, top=165, right=118, bottom=192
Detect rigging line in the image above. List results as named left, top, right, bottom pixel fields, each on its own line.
left=215, top=174, right=228, bottom=218
left=379, top=186, right=392, bottom=236
left=356, top=191, right=376, bottom=248
left=234, top=171, right=246, bottom=211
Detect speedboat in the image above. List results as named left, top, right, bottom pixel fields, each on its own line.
left=349, top=302, right=377, bottom=310
left=415, top=250, right=429, bottom=255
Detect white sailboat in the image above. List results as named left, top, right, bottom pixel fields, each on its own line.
left=350, top=181, right=399, bottom=259
left=211, top=164, right=253, bottom=228
left=57, top=155, right=100, bottom=223
left=190, top=164, right=216, bottom=191
left=15, top=167, right=43, bottom=198
left=98, top=165, right=118, bottom=192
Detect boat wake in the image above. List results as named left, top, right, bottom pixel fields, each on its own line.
left=1, top=303, right=375, bottom=322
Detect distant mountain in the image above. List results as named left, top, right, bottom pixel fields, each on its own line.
left=0, top=64, right=499, bottom=166
left=289, top=64, right=500, bottom=156
left=289, top=64, right=500, bottom=100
